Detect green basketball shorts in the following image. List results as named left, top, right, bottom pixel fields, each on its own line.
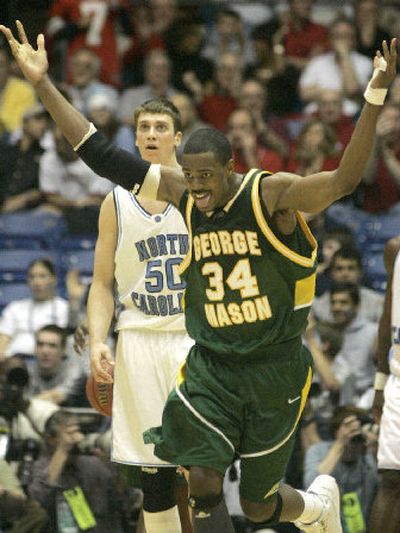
left=144, top=342, right=313, bottom=502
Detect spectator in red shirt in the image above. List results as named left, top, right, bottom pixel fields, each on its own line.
left=46, top=0, right=130, bottom=87
left=313, top=89, right=355, bottom=151
left=196, top=51, right=242, bottom=131
left=286, top=118, right=340, bottom=176
left=362, top=103, right=400, bottom=212
left=227, top=108, right=283, bottom=174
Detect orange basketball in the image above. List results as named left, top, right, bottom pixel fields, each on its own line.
left=86, top=374, right=113, bottom=417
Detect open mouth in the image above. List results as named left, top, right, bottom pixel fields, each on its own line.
left=192, top=191, right=211, bottom=210
left=145, top=145, right=158, bottom=150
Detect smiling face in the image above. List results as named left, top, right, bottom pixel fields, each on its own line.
left=181, top=151, right=235, bottom=212
left=135, top=112, right=181, bottom=165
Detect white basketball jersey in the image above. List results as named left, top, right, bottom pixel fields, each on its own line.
left=113, top=186, right=188, bottom=331
left=390, top=249, right=400, bottom=377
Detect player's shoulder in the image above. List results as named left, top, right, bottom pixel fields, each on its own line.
left=384, top=235, right=400, bottom=271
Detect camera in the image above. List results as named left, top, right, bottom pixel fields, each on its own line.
left=0, top=366, right=30, bottom=419
left=350, top=413, right=376, bottom=445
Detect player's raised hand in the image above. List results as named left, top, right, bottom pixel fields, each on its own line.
left=0, top=20, right=49, bottom=86
left=370, top=38, right=397, bottom=89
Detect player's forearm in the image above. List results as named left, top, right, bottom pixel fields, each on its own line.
left=87, top=281, right=115, bottom=345
left=34, top=75, right=91, bottom=148
left=334, top=102, right=381, bottom=195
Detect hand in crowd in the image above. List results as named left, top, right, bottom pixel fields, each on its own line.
left=335, top=415, right=362, bottom=446
left=57, top=422, right=84, bottom=454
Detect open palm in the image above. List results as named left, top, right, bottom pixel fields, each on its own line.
left=0, top=20, right=48, bottom=85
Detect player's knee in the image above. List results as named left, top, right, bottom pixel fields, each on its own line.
left=380, top=470, right=400, bottom=492
left=189, top=466, right=223, bottom=497
left=140, top=467, right=177, bottom=512
left=241, top=493, right=282, bottom=524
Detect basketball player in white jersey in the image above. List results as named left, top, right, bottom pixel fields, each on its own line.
left=87, top=99, right=193, bottom=533
left=370, top=235, right=400, bottom=533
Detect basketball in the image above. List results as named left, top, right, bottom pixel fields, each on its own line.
left=86, top=374, right=113, bottom=417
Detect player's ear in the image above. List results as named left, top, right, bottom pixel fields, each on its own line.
left=174, top=131, right=182, bottom=147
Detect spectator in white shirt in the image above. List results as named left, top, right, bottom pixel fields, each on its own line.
left=299, top=16, right=372, bottom=116
left=0, top=259, right=69, bottom=360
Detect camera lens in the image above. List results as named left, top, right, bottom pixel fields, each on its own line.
left=6, top=367, right=29, bottom=388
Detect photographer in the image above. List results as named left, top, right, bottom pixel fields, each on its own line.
left=0, top=458, right=48, bottom=532
left=303, top=405, right=378, bottom=533
left=0, top=355, right=58, bottom=443
left=28, top=411, right=123, bottom=532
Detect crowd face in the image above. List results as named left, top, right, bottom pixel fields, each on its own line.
left=171, top=94, right=196, bottom=130
left=215, top=53, right=242, bottom=92
left=240, top=81, right=266, bottom=116
left=70, top=50, right=100, bottom=88
left=290, top=0, right=313, bottom=22
left=27, top=263, right=57, bottom=302
left=36, top=330, right=64, bottom=375
left=144, top=52, right=171, bottom=90
left=331, top=258, right=362, bottom=284
left=227, top=109, right=254, bottom=148
left=23, top=114, right=48, bottom=141
left=182, top=151, right=234, bottom=213
left=330, top=22, right=356, bottom=52
left=318, top=90, right=343, bottom=125
left=330, top=291, right=358, bottom=327
left=135, top=112, right=181, bottom=164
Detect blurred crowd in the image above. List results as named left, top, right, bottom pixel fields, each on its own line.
left=0, top=0, right=400, bottom=532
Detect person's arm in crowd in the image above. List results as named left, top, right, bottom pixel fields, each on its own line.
left=333, top=39, right=366, bottom=99
left=304, top=320, right=341, bottom=391
left=263, top=40, right=397, bottom=216
left=87, top=193, right=117, bottom=383
left=0, top=21, right=186, bottom=207
left=372, top=236, right=400, bottom=423
left=382, top=145, right=400, bottom=187
left=311, top=416, right=361, bottom=479
left=0, top=333, right=11, bottom=361
left=1, top=189, right=43, bottom=213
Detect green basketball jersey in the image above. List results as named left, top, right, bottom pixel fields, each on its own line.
left=178, top=168, right=317, bottom=361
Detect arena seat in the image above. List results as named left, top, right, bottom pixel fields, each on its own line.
left=0, top=250, right=57, bottom=282
left=0, top=211, right=67, bottom=250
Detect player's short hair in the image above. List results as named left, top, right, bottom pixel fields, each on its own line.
left=134, top=98, right=182, bottom=133
left=331, top=246, right=363, bottom=269
left=36, top=324, right=67, bottom=348
left=330, top=281, right=360, bottom=306
left=183, top=128, right=233, bottom=165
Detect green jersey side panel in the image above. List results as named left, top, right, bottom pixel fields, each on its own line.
left=178, top=169, right=317, bottom=360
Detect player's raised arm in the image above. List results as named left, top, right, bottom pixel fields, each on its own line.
left=264, top=39, right=397, bottom=216
left=0, top=21, right=185, bottom=206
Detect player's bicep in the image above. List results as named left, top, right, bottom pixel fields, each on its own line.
left=265, top=171, right=339, bottom=215
left=92, top=195, right=117, bottom=288
left=157, top=165, right=187, bottom=207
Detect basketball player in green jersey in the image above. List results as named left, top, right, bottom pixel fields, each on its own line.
left=2, top=20, right=396, bottom=533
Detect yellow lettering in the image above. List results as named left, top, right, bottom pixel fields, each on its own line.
left=200, top=233, right=212, bottom=258
left=216, top=303, right=232, bottom=326
left=232, top=231, right=248, bottom=255
left=204, top=304, right=219, bottom=327
left=242, top=300, right=258, bottom=323
left=246, top=231, right=261, bottom=256
left=209, top=232, right=222, bottom=256
left=255, top=296, right=272, bottom=320
left=218, top=231, right=234, bottom=255
left=227, top=303, right=244, bottom=324
left=193, top=236, right=201, bottom=261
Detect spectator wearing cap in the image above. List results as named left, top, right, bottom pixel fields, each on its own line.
left=0, top=46, right=36, bottom=134
left=87, top=93, right=136, bottom=154
left=0, top=104, right=49, bottom=213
